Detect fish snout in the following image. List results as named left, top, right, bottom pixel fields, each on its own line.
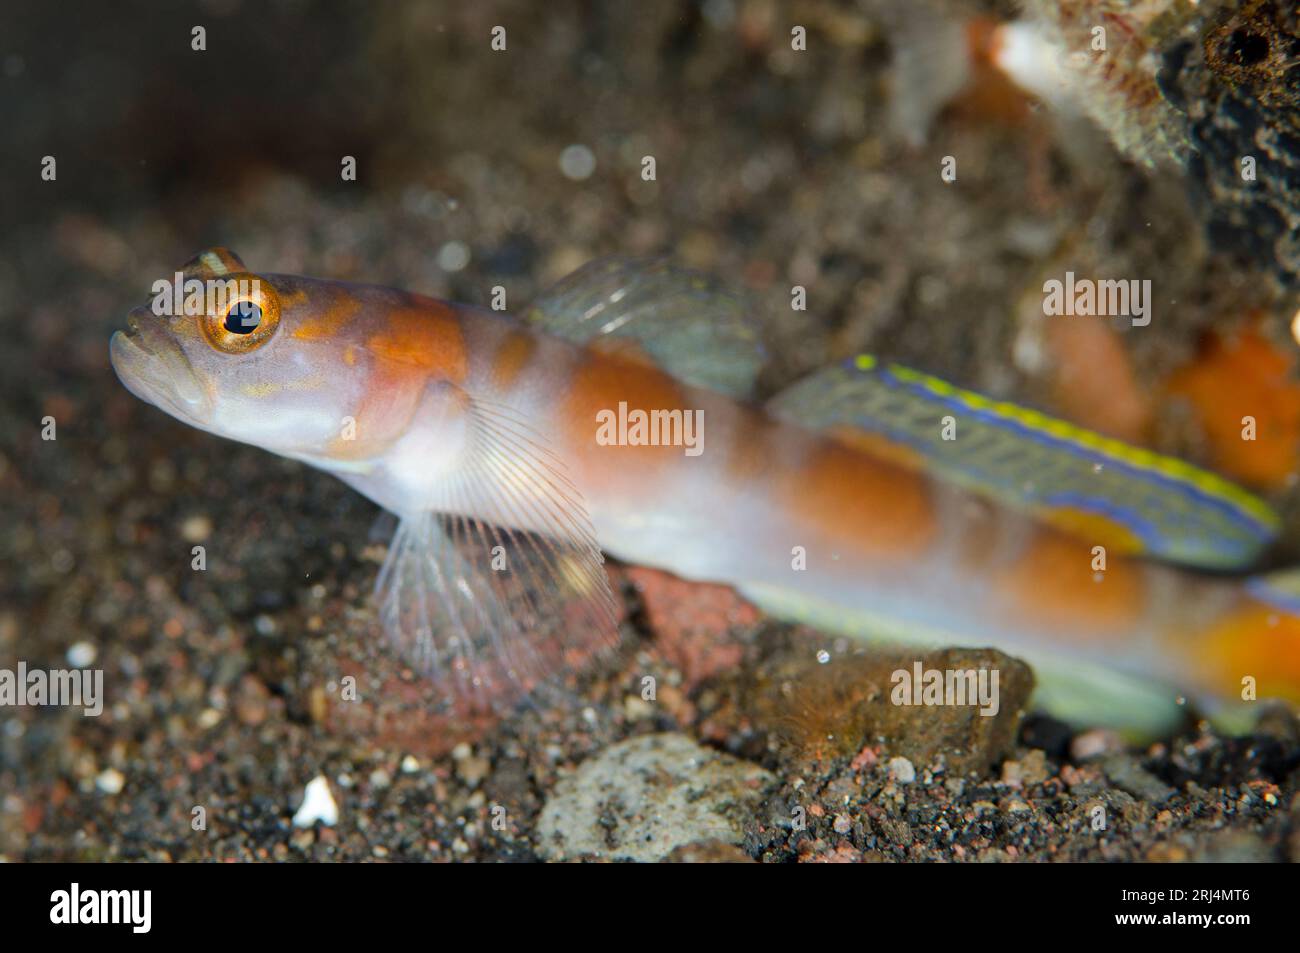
left=111, top=308, right=210, bottom=418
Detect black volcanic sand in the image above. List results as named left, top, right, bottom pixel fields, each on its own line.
left=2, top=1, right=1300, bottom=862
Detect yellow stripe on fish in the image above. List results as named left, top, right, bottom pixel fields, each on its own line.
left=771, top=355, right=1280, bottom=570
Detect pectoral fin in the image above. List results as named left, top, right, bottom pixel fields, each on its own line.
left=375, top=396, right=620, bottom=713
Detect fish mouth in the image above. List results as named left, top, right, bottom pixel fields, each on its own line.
left=110, top=308, right=211, bottom=421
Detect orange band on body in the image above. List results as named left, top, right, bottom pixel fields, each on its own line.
left=777, top=439, right=938, bottom=562
left=290, top=294, right=361, bottom=342
left=992, top=530, right=1146, bottom=637
left=365, top=304, right=469, bottom=382
left=1193, top=600, right=1300, bottom=704
left=564, top=349, right=691, bottom=467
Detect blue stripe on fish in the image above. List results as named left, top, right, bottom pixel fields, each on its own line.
left=1246, top=570, right=1300, bottom=614
left=878, top=365, right=1269, bottom=529
left=767, top=355, right=1279, bottom=570
left=867, top=359, right=1278, bottom=566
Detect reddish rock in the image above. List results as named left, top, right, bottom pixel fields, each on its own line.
left=620, top=565, right=758, bottom=687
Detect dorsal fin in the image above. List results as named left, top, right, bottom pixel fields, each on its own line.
left=769, top=355, right=1280, bottom=570
left=180, top=247, right=247, bottom=280
left=525, top=257, right=766, bottom=399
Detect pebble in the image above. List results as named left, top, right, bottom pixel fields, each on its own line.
left=95, top=768, right=125, bottom=795
left=1001, top=749, right=1049, bottom=787
left=1071, top=729, right=1123, bottom=761
left=1101, top=754, right=1176, bottom=805
left=180, top=514, right=212, bottom=543
left=233, top=676, right=270, bottom=726
left=455, top=754, right=491, bottom=787
left=888, top=756, right=916, bottom=784
left=292, top=775, right=338, bottom=827
left=662, top=841, right=754, bottom=863
left=535, top=733, right=774, bottom=862
left=624, top=695, right=655, bottom=721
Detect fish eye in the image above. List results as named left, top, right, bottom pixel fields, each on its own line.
left=224, top=300, right=262, bottom=334
left=200, top=275, right=280, bottom=354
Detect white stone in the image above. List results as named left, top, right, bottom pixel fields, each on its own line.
left=888, top=756, right=916, bottom=785
left=292, top=775, right=338, bottom=827
left=95, top=768, right=125, bottom=795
